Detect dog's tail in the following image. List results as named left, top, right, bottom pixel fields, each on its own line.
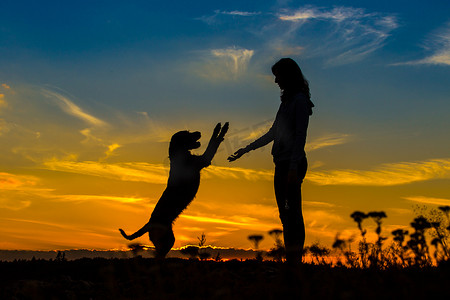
left=119, top=222, right=151, bottom=240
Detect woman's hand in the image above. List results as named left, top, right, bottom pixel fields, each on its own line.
left=227, top=148, right=247, bottom=162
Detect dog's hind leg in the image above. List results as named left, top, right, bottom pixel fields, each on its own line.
left=149, top=224, right=175, bottom=260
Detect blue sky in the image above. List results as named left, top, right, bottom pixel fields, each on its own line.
left=1, top=1, right=449, bottom=250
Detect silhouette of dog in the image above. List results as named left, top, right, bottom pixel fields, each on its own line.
left=119, top=122, right=229, bottom=259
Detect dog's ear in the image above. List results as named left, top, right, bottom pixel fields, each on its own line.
left=169, top=131, right=190, bottom=156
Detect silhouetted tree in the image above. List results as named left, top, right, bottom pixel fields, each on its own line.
left=248, top=234, right=264, bottom=250
left=248, top=234, right=264, bottom=261
left=267, top=229, right=285, bottom=262
left=128, top=243, right=145, bottom=257
left=181, top=246, right=200, bottom=260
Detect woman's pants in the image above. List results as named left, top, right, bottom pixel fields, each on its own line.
left=274, top=157, right=307, bottom=263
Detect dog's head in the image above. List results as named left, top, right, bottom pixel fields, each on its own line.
left=169, top=130, right=201, bottom=157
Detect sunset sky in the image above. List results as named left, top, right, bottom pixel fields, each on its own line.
left=1, top=0, right=450, bottom=252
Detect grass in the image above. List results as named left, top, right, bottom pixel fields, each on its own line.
left=1, top=257, right=449, bottom=299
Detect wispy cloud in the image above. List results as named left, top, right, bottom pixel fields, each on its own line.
left=278, top=6, right=366, bottom=22
left=204, top=165, right=273, bottom=181
left=0, top=172, right=51, bottom=210
left=42, top=89, right=107, bottom=127
left=306, top=209, right=346, bottom=228
left=306, top=133, right=352, bottom=151
left=403, top=196, right=450, bottom=207
left=197, top=10, right=261, bottom=25
left=0, top=172, right=39, bottom=191
left=199, top=6, right=398, bottom=67
left=307, top=158, right=450, bottom=186
left=304, top=201, right=337, bottom=208
left=102, top=143, right=121, bottom=161
left=181, top=214, right=249, bottom=226
left=181, top=213, right=278, bottom=231
left=277, top=6, right=398, bottom=66
left=57, top=194, right=150, bottom=204
left=41, top=158, right=274, bottom=183
left=42, top=159, right=169, bottom=184
left=216, top=10, right=261, bottom=17
left=393, top=23, right=450, bottom=66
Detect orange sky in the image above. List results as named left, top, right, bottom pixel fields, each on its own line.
left=1, top=83, right=449, bottom=252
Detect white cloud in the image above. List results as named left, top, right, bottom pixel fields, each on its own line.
left=393, top=23, right=450, bottom=66
left=307, top=158, right=450, bottom=186
left=199, top=5, right=398, bottom=67
left=211, top=47, right=254, bottom=76
left=195, top=47, right=255, bottom=81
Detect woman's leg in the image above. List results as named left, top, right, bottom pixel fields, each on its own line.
left=274, top=158, right=307, bottom=263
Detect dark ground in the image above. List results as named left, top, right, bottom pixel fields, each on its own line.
left=1, top=258, right=449, bottom=300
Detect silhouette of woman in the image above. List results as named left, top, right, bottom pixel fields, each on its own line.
left=228, top=58, right=314, bottom=264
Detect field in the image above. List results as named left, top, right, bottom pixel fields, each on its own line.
left=1, top=257, right=449, bottom=300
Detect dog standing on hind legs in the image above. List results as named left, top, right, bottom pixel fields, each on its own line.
left=119, top=122, right=229, bottom=259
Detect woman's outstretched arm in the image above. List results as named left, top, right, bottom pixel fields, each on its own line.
left=228, top=124, right=275, bottom=162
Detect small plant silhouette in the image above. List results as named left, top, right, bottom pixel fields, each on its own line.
left=332, top=206, right=450, bottom=268
left=197, top=233, right=211, bottom=260
left=214, top=252, right=222, bottom=262
left=180, top=232, right=211, bottom=260
left=407, top=216, right=432, bottom=266
left=431, top=206, right=450, bottom=263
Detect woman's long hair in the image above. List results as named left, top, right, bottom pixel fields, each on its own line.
left=272, top=58, right=314, bottom=114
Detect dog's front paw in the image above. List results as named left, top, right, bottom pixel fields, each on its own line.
left=212, top=123, right=222, bottom=136
left=219, top=122, right=229, bottom=138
